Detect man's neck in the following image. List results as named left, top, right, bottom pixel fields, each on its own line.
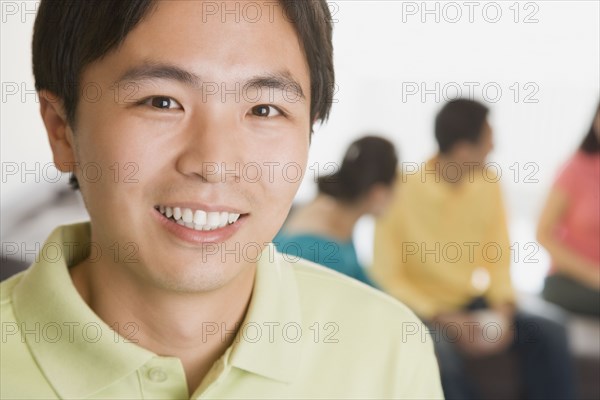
left=434, top=153, right=477, bottom=185
left=69, top=254, right=256, bottom=395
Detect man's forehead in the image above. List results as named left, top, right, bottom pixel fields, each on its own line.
left=102, top=1, right=309, bottom=85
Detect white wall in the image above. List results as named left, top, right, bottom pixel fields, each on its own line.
left=1, top=1, right=599, bottom=291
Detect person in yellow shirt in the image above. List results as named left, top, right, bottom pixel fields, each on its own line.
left=1, top=1, right=443, bottom=399
left=373, top=99, right=576, bottom=399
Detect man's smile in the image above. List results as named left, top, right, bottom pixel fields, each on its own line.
left=155, top=204, right=242, bottom=231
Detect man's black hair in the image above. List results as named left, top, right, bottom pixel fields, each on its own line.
left=435, top=99, right=489, bottom=154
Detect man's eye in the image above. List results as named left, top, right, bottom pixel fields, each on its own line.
left=251, top=105, right=282, bottom=118
left=141, top=96, right=182, bottom=110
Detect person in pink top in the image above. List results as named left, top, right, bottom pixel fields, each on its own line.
left=538, top=102, right=600, bottom=317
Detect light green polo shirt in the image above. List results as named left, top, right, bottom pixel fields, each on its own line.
left=1, top=223, right=443, bottom=399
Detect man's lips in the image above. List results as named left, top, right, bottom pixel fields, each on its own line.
left=153, top=206, right=248, bottom=244
left=154, top=204, right=247, bottom=231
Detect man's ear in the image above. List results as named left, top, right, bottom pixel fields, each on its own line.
left=39, top=90, right=76, bottom=173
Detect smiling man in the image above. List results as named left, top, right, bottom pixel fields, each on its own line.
left=0, top=1, right=443, bottom=398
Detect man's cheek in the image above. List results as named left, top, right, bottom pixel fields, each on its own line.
left=110, top=159, right=144, bottom=188
left=270, top=177, right=301, bottom=202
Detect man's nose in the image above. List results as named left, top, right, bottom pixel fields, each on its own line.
left=174, top=107, right=242, bottom=184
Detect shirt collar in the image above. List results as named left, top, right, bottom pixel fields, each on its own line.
left=12, top=223, right=302, bottom=398
left=12, top=223, right=155, bottom=399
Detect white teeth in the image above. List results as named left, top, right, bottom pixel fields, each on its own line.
left=158, top=205, right=242, bottom=230
left=182, top=208, right=193, bottom=223
left=207, top=212, right=220, bottom=228
left=173, top=207, right=182, bottom=221
left=219, top=212, right=228, bottom=228
left=193, top=210, right=207, bottom=225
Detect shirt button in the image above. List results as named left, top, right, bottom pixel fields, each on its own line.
left=147, top=367, right=168, bottom=382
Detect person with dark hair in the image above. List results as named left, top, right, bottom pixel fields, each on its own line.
left=538, top=103, right=600, bottom=316
left=275, top=136, right=398, bottom=287
left=1, top=1, right=443, bottom=398
left=373, top=99, right=577, bottom=399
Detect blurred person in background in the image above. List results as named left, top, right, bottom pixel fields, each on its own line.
left=538, top=102, right=600, bottom=317
left=373, top=99, right=576, bottom=399
left=275, top=136, right=398, bottom=287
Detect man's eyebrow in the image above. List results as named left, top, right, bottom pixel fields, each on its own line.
left=245, top=72, right=306, bottom=101
left=115, top=62, right=202, bottom=88
left=115, top=62, right=305, bottom=100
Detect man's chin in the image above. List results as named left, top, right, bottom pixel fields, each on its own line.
left=140, top=261, right=242, bottom=294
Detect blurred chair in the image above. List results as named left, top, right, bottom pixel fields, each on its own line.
left=465, top=293, right=600, bottom=399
